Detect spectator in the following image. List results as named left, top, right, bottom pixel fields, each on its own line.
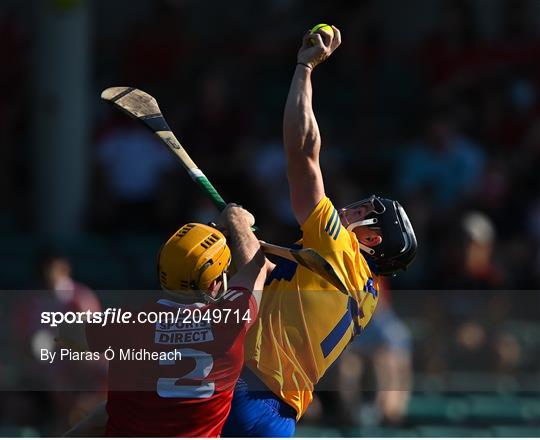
left=397, top=109, right=485, bottom=209
left=335, top=280, right=413, bottom=427
left=94, top=115, right=176, bottom=230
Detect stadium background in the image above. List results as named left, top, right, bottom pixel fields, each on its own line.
left=0, top=0, right=539, bottom=436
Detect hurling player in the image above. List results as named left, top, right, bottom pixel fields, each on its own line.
left=222, top=27, right=417, bottom=437
left=62, top=205, right=270, bottom=437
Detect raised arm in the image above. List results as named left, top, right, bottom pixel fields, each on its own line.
left=283, top=26, right=341, bottom=225
left=219, top=204, right=271, bottom=308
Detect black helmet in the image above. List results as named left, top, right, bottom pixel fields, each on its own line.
left=338, top=195, right=417, bottom=275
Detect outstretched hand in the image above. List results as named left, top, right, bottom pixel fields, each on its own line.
left=297, top=25, right=341, bottom=70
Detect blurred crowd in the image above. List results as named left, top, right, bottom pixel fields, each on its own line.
left=1, top=0, right=540, bottom=434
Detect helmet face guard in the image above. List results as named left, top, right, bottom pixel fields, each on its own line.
left=339, top=195, right=417, bottom=275
left=339, top=195, right=386, bottom=239
left=196, top=256, right=231, bottom=303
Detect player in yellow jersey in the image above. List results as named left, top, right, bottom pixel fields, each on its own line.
left=222, top=26, right=417, bottom=437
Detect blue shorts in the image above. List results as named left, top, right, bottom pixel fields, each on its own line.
left=222, top=368, right=297, bottom=437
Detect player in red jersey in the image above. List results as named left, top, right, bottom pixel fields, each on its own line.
left=60, top=204, right=270, bottom=437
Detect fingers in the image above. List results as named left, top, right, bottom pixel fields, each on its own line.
left=310, top=26, right=341, bottom=52
left=246, top=212, right=256, bottom=227
left=309, top=32, right=325, bottom=49
left=302, top=29, right=327, bottom=50
left=223, top=203, right=245, bottom=215
left=222, top=204, right=255, bottom=225
left=331, top=26, right=342, bottom=49
left=318, top=29, right=333, bottom=47
left=297, top=26, right=341, bottom=69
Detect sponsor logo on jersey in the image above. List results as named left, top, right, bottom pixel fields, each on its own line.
left=155, top=320, right=214, bottom=345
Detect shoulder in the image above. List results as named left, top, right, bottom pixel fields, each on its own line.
left=218, top=288, right=256, bottom=310
left=301, top=196, right=344, bottom=241
left=300, top=196, right=334, bottom=231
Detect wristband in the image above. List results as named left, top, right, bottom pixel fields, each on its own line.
left=297, top=62, right=312, bottom=70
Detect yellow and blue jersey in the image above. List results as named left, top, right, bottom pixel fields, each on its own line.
left=244, top=196, right=379, bottom=419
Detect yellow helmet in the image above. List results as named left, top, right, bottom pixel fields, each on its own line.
left=157, top=223, right=231, bottom=300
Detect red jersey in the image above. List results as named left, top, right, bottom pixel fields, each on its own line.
left=87, top=288, right=257, bottom=437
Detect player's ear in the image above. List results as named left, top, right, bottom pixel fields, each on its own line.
left=208, top=277, right=225, bottom=298
left=371, top=235, right=383, bottom=246
left=206, top=279, right=220, bottom=297
left=359, top=235, right=382, bottom=247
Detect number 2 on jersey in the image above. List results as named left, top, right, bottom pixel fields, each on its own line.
left=157, top=348, right=215, bottom=398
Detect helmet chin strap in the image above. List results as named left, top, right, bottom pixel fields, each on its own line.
left=345, top=217, right=378, bottom=231
left=358, top=242, right=376, bottom=256
left=345, top=218, right=377, bottom=255
left=206, top=271, right=228, bottom=303
left=221, top=271, right=228, bottom=294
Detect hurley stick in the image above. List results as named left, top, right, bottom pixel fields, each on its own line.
left=101, top=87, right=348, bottom=295
left=101, top=87, right=227, bottom=211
